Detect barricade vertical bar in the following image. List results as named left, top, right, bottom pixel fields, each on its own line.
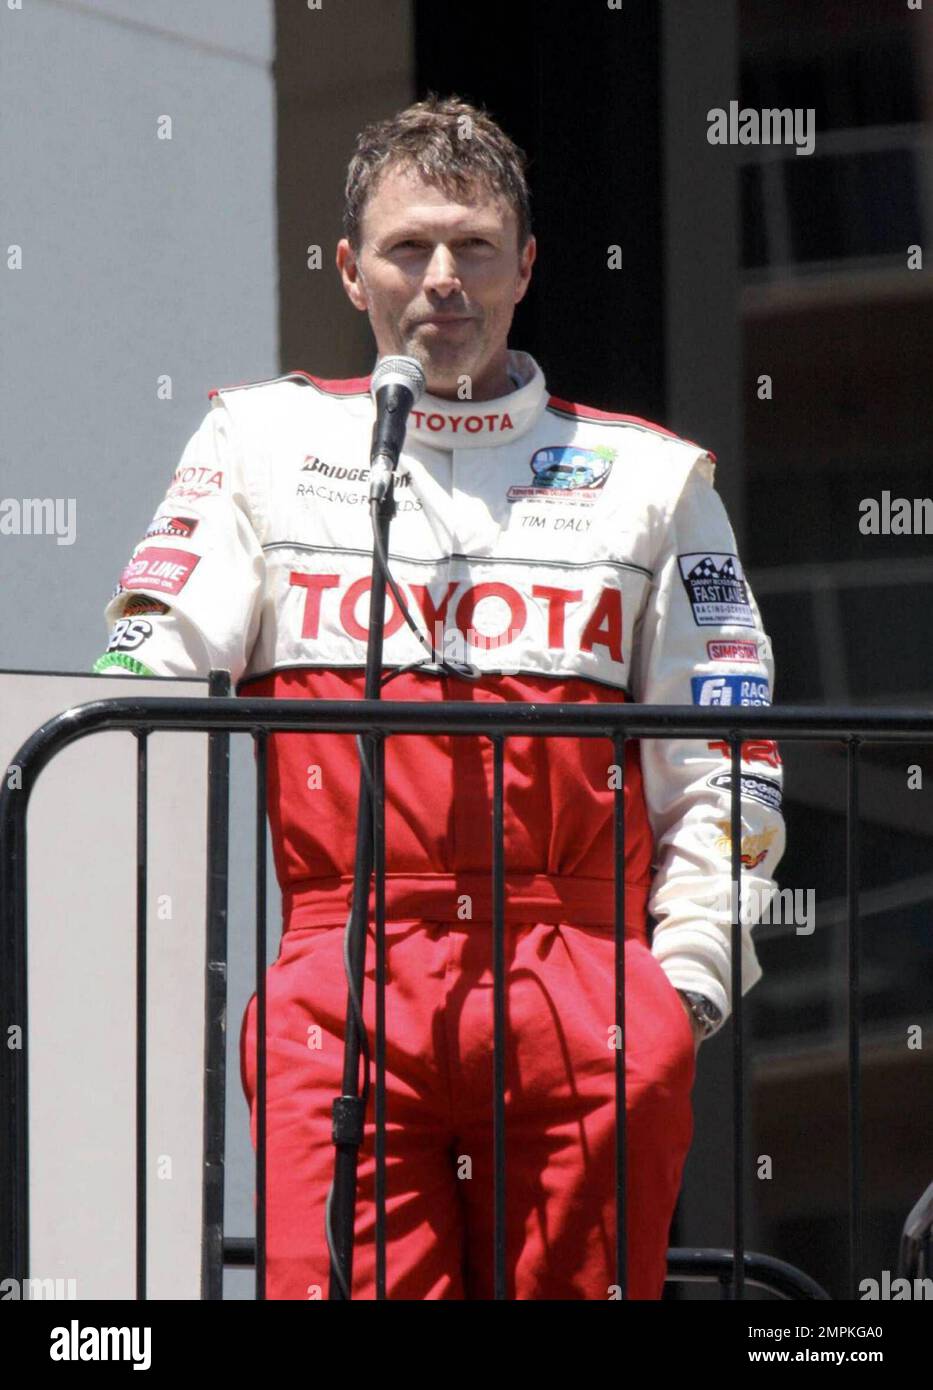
left=491, top=735, right=507, bottom=1299
left=135, top=730, right=148, bottom=1301
left=612, top=732, right=627, bottom=1299
left=201, top=670, right=231, bottom=1300
left=846, top=740, right=862, bottom=1299
left=0, top=776, right=28, bottom=1282
left=373, top=734, right=387, bottom=1299
left=255, top=730, right=268, bottom=1300
left=730, top=737, right=745, bottom=1300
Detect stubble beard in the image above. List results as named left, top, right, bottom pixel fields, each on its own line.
left=405, top=318, right=489, bottom=397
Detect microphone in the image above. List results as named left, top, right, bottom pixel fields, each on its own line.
left=368, top=355, right=426, bottom=502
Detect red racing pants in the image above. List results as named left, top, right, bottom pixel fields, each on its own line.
left=240, top=908, right=696, bottom=1300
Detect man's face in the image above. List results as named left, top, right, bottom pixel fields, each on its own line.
left=336, top=162, right=535, bottom=400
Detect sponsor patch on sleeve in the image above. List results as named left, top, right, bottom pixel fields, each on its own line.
left=707, top=738, right=782, bottom=768
left=120, top=595, right=170, bottom=617
left=714, top=822, right=778, bottom=869
left=144, top=513, right=200, bottom=540
left=165, top=466, right=224, bottom=501
left=707, top=771, right=782, bottom=812
left=120, top=546, right=200, bottom=596
left=706, top=640, right=759, bottom=663
left=107, top=617, right=153, bottom=652
left=678, top=552, right=755, bottom=627
left=691, top=675, right=770, bottom=706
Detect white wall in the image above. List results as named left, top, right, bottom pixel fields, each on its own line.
left=0, top=0, right=279, bottom=1300
left=0, top=0, right=277, bottom=675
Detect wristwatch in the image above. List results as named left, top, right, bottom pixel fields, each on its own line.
left=677, top=990, right=723, bottom=1040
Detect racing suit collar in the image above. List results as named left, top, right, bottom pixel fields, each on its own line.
left=400, top=349, right=547, bottom=450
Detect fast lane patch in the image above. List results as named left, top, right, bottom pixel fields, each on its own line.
left=678, top=553, right=755, bottom=627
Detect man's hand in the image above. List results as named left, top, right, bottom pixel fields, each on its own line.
left=677, top=992, right=705, bottom=1054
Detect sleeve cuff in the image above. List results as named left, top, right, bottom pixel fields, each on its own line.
left=652, top=952, right=730, bottom=1023
left=91, top=652, right=155, bottom=676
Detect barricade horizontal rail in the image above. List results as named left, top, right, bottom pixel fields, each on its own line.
left=218, top=1236, right=834, bottom=1300
left=3, top=693, right=932, bottom=1301
left=4, top=695, right=933, bottom=746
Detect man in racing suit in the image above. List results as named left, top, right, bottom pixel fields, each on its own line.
left=93, top=97, right=785, bottom=1300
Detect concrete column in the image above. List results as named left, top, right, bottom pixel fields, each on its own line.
left=662, top=0, right=764, bottom=1281
left=662, top=0, right=745, bottom=540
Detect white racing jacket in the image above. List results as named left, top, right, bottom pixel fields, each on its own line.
left=97, top=349, right=785, bottom=1021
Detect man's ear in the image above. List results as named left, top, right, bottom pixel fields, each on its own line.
left=514, top=233, right=537, bottom=305
left=336, top=238, right=369, bottom=312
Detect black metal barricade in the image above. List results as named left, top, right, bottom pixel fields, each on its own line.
left=3, top=690, right=932, bottom=1301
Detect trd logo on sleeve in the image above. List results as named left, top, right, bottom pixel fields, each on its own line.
left=707, top=738, right=782, bottom=768
left=678, top=553, right=755, bottom=627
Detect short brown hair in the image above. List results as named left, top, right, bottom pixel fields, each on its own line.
left=343, top=93, right=532, bottom=253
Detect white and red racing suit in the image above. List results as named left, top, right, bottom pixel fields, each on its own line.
left=95, top=348, right=785, bottom=1299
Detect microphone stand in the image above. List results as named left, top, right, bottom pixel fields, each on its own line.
left=327, top=454, right=397, bottom=1300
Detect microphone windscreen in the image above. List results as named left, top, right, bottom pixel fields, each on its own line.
left=370, top=355, right=426, bottom=404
